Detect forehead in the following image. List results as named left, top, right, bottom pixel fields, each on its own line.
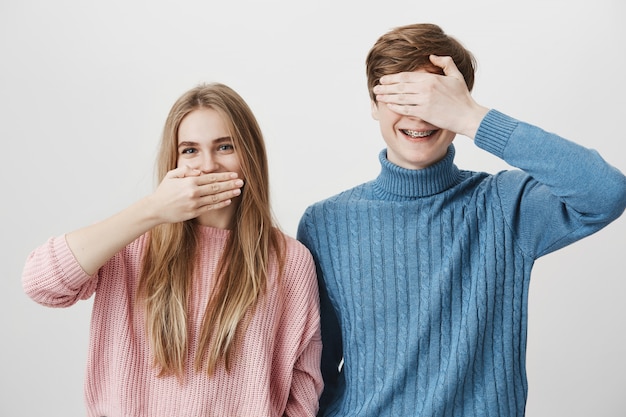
left=178, top=107, right=230, bottom=142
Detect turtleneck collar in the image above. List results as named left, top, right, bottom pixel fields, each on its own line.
left=373, top=145, right=461, bottom=200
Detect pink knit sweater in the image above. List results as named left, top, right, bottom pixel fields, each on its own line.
left=22, top=226, right=323, bottom=417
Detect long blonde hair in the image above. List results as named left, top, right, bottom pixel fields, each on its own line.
left=137, top=83, right=284, bottom=377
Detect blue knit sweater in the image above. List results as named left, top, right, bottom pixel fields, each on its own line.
left=297, top=110, right=626, bottom=417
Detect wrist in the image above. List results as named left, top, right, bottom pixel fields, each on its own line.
left=133, top=195, right=164, bottom=230
left=463, top=105, right=490, bottom=140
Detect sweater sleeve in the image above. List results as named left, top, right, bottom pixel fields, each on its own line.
left=475, top=109, right=626, bottom=258
left=22, top=235, right=98, bottom=307
left=284, top=297, right=323, bottom=417
left=283, top=240, right=324, bottom=417
left=297, top=211, right=344, bottom=416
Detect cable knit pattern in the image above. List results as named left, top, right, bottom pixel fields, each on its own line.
left=297, top=110, right=626, bottom=417
left=23, top=226, right=323, bottom=417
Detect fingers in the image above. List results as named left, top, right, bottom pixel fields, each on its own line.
left=198, top=185, right=242, bottom=211
left=192, top=175, right=243, bottom=210
left=373, top=72, right=427, bottom=107
left=154, top=169, right=245, bottom=221
left=167, top=167, right=239, bottom=182
left=194, top=171, right=239, bottom=185
left=373, top=55, right=463, bottom=101
left=372, top=55, right=474, bottom=125
left=429, top=55, right=463, bottom=79
left=197, top=178, right=243, bottom=199
left=167, top=165, right=200, bottom=179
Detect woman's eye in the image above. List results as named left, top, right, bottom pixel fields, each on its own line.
left=218, top=144, right=235, bottom=153
left=181, top=148, right=197, bottom=155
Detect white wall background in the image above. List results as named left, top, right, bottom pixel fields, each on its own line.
left=1, top=0, right=624, bottom=416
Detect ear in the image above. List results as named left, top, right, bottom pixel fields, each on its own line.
left=370, top=100, right=380, bottom=120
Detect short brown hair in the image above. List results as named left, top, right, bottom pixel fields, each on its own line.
left=365, top=23, right=476, bottom=101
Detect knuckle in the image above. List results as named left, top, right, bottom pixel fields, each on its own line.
left=205, top=174, right=218, bottom=184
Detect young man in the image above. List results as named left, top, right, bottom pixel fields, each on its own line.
left=297, top=23, right=626, bottom=417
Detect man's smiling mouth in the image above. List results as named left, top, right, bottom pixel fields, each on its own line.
left=401, top=129, right=436, bottom=138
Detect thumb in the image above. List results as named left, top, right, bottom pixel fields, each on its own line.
left=430, top=55, right=463, bottom=79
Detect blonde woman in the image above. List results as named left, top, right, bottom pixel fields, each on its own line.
left=22, top=83, right=323, bottom=417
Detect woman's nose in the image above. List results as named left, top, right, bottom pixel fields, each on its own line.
left=199, top=155, right=219, bottom=173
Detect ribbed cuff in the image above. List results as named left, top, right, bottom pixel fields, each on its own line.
left=474, top=109, right=519, bottom=158
left=54, top=234, right=94, bottom=282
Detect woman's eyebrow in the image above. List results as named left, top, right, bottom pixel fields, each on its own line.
left=178, top=141, right=199, bottom=148
left=178, top=137, right=232, bottom=148
left=213, top=136, right=232, bottom=144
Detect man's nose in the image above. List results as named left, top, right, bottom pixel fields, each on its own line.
left=405, top=114, right=424, bottom=123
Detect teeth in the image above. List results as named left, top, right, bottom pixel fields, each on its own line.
left=402, top=129, right=434, bottom=138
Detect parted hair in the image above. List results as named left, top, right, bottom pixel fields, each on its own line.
left=138, top=83, right=284, bottom=377
left=365, top=23, right=477, bottom=101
